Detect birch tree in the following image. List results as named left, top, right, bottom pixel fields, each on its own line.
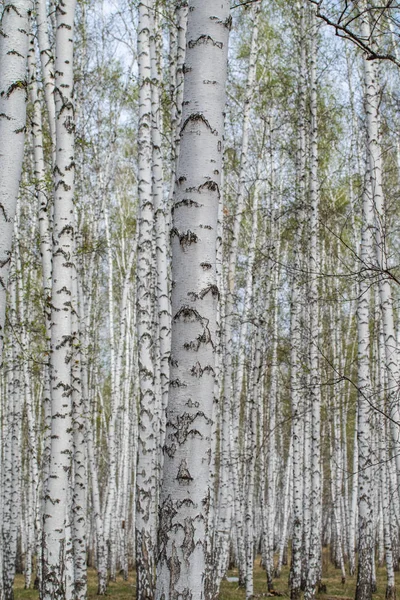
left=41, top=0, right=77, bottom=597
left=156, top=1, right=230, bottom=598
left=135, top=1, right=158, bottom=597
left=0, top=0, right=31, bottom=361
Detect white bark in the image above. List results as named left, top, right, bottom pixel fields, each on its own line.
left=156, top=1, right=230, bottom=598
left=377, top=316, right=396, bottom=599
left=355, top=161, right=374, bottom=600
left=362, top=12, right=400, bottom=494
left=0, top=0, right=30, bottom=361
left=224, top=5, right=261, bottom=583
left=71, top=275, right=87, bottom=600
left=304, top=7, right=321, bottom=599
left=41, top=0, right=77, bottom=597
left=290, top=4, right=307, bottom=596
left=135, top=2, right=158, bottom=597
left=35, top=0, right=56, bottom=153
left=2, top=276, right=22, bottom=600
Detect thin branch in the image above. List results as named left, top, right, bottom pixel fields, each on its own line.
left=231, top=0, right=260, bottom=9
left=308, top=0, right=400, bottom=67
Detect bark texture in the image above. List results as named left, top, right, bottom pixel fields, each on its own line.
left=156, top=2, right=230, bottom=598
left=0, top=0, right=30, bottom=361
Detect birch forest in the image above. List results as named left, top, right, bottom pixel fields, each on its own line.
left=2, top=0, right=400, bottom=599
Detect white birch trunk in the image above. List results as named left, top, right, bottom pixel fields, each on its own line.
left=355, top=162, right=374, bottom=600
left=304, top=7, right=321, bottom=599
left=362, top=11, right=400, bottom=494
left=2, top=276, right=22, bottom=600
left=0, top=0, right=30, bottom=361
left=71, top=275, right=87, bottom=600
left=224, top=5, right=261, bottom=583
left=41, top=0, right=77, bottom=596
left=290, top=3, right=307, bottom=595
left=276, top=439, right=293, bottom=578
left=377, top=317, right=396, bottom=599
left=36, top=0, right=56, bottom=154
left=135, top=2, right=158, bottom=597
left=156, top=2, right=230, bottom=597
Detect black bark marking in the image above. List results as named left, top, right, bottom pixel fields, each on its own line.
left=169, top=412, right=205, bottom=445
left=172, top=199, right=202, bottom=212
left=55, top=180, right=72, bottom=192
left=200, top=262, right=212, bottom=270
left=58, top=224, right=74, bottom=237
left=173, top=306, right=202, bottom=323
left=182, top=588, right=193, bottom=600
left=188, top=35, right=223, bottom=49
left=210, top=14, right=233, bottom=30
left=180, top=112, right=217, bottom=136
left=0, top=256, right=11, bottom=269
left=182, top=518, right=195, bottom=564
left=176, top=498, right=195, bottom=509
left=63, top=115, right=75, bottom=133
left=0, top=203, right=9, bottom=222
left=158, top=496, right=177, bottom=559
left=4, top=79, right=27, bottom=98
left=3, top=4, right=23, bottom=17
left=190, top=362, right=215, bottom=378
left=198, top=180, right=220, bottom=197
left=177, top=459, right=193, bottom=482
left=186, top=398, right=200, bottom=408
left=170, top=228, right=198, bottom=249
left=7, top=49, right=24, bottom=58
left=168, top=543, right=181, bottom=598
left=183, top=325, right=215, bottom=352
left=199, top=284, right=220, bottom=300
left=164, top=443, right=176, bottom=458
left=170, top=378, right=187, bottom=388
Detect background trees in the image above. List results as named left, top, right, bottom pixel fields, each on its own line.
left=1, top=0, right=400, bottom=599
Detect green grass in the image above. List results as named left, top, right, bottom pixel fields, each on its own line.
left=13, top=552, right=394, bottom=600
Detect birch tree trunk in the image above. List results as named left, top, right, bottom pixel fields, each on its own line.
left=224, top=5, right=261, bottom=583
left=304, top=7, right=321, bottom=599
left=355, top=163, right=374, bottom=600
left=362, top=5, right=400, bottom=494
left=135, top=2, right=158, bottom=597
left=290, top=4, right=307, bottom=596
left=0, top=0, right=30, bottom=361
left=377, top=316, right=396, bottom=600
left=71, top=275, right=87, bottom=600
left=156, top=2, right=230, bottom=598
left=41, top=0, right=77, bottom=597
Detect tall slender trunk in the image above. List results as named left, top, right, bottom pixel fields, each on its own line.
left=156, top=2, right=230, bottom=598
left=0, top=0, right=30, bottom=361
left=136, top=2, right=158, bottom=597
left=290, top=4, right=307, bottom=598
left=304, top=7, right=321, bottom=599
left=362, top=4, right=400, bottom=493
left=224, top=5, right=261, bottom=583
left=355, top=161, right=374, bottom=600
left=41, top=0, right=77, bottom=597
left=71, top=274, right=87, bottom=600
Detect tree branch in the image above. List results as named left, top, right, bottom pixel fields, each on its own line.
left=308, top=0, right=400, bottom=67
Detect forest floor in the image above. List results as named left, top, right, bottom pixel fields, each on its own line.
left=13, top=553, right=392, bottom=600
